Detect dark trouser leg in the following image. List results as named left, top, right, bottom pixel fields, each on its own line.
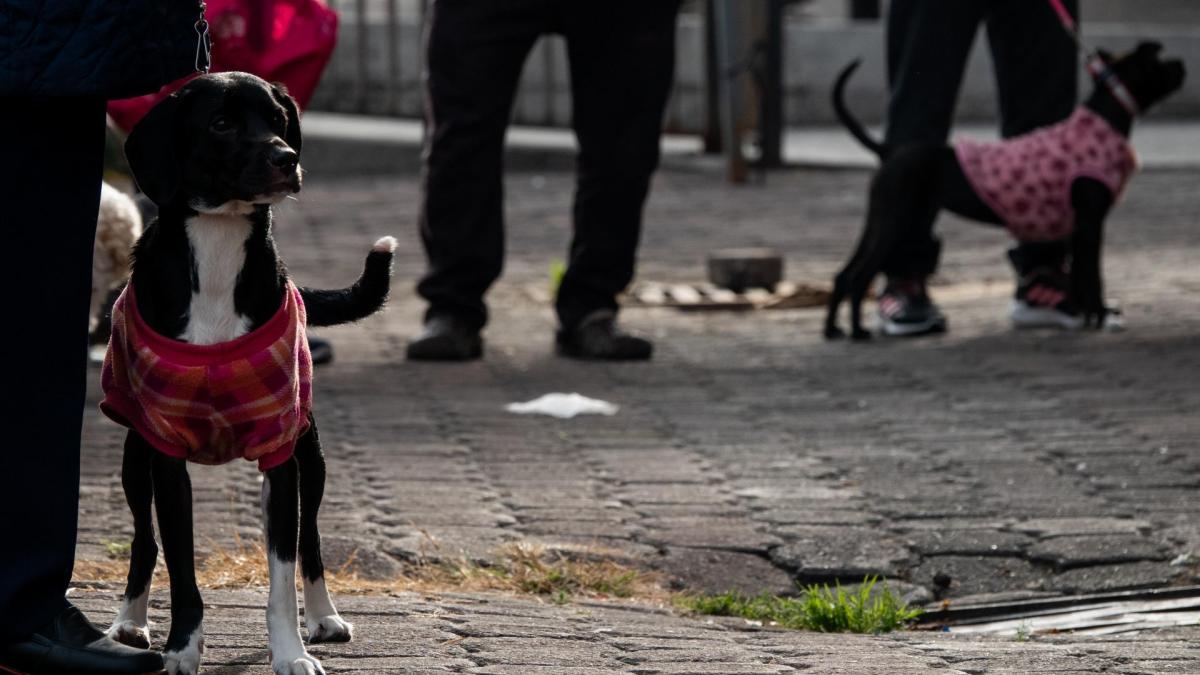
left=884, top=0, right=985, bottom=148
left=882, top=0, right=984, bottom=280
left=987, top=0, right=1078, bottom=276
left=0, top=97, right=105, bottom=643
left=986, top=0, right=1078, bottom=138
left=554, top=0, right=681, bottom=330
left=416, top=1, right=546, bottom=331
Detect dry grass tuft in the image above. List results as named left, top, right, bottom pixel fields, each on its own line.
left=73, top=540, right=664, bottom=604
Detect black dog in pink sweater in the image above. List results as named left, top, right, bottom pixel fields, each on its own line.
left=825, top=42, right=1184, bottom=341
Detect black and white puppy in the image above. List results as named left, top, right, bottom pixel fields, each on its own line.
left=105, top=72, right=394, bottom=675
left=825, top=43, right=1185, bottom=340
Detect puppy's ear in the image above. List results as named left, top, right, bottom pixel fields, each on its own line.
left=271, top=83, right=302, bottom=154
left=125, top=94, right=182, bottom=206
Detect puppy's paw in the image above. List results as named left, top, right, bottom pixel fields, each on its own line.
left=372, top=236, right=397, bottom=254
left=164, top=645, right=203, bottom=675
left=106, top=620, right=151, bottom=649
left=273, top=654, right=326, bottom=675
left=306, top=614, right=354, bottom=643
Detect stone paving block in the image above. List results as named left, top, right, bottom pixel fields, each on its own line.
left=1011, top=517, right=1154, bottom=538
left=654, top=547, right=798, bottom=596
left=1043, top=561, right=1184, bottom=594
left=1027, top=534, right=1170, bottom=570
left=769, top=527, right=912, bottom=581
left=905, top=529, right=1033, bottom=557
left=909, top=556, right=1046, bottom=598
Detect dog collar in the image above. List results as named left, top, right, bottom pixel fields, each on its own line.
left=1087, top=55, right=1141, bottom=116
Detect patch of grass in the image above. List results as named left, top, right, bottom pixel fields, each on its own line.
left=678, top=577, right=922, bottom=634
left=102, top=540, right=131, bottom=558
left=549, top=261, right=566, bottom=298
left=73, top=540, right=660, bottom=604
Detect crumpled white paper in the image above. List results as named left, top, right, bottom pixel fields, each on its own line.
left=504, top=393, right=619, bottom=419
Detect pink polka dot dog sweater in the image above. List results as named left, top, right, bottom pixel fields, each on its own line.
left=101, top=282, right=313, bottom=471
left=955, top=107, right=1138, bottom=242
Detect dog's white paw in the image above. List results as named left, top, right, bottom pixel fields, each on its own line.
left=306, top=614, right=353, bottom=643
left=372, top=236, right=397, bottom=253
left=106, top=620, right=151, bottom=649
left=273, top=654, right=326, bottom=675
left=164, top=644, right=202, bottom=675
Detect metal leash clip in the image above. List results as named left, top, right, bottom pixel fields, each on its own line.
left=195, top=1, right=212, bottom=74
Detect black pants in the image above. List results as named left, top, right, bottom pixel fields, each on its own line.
left=417, top=0, right=681, bottom=331
left=0, top=98, right=106, bottom=642
left=882, top=0, right=1078, bottom=280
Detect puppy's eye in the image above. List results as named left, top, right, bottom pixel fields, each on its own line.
left=210, top=115, right=234, bottom=133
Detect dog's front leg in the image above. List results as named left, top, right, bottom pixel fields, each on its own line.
left=107, top=432, right=159, bottom=649
left=1069, top=178, right=1115, bottom=328
left=295, top=424, right=353, bottom=644
left=264, top=459, right=326, bottom=675
left=152, top=454, right=204, bottom=675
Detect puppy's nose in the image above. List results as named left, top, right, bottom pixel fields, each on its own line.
left=269, top=146, right=299, bottom=172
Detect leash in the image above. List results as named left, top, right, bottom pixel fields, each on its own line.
left=1046, top=0, right=1140, bottom=115
left=195, top=0, right=212, bottom=74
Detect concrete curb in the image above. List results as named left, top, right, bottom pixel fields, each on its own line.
left=301, top=112, right=1200, bottom=176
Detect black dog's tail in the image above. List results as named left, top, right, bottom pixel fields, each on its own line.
left=300, top=237, right=396, bottom=327
left=833, top=60, right=888, bottom=159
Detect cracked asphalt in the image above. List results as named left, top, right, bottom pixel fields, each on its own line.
left=74, top=165, right=1200, bottom=672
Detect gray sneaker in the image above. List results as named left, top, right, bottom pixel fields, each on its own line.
left=877, top=280, right=947, bottom=337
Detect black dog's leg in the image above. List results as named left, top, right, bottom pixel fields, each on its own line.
left=1069, top=177, right=1115, bottom=328
left=263, top=458, right=326, bottom=674
left=295, top=420, right=353, bottom=643
left=152, top=453, right=204, bottom=675
left=828, top=146, right=943, bottom=340
left=106, top=432, right=158, bottom=649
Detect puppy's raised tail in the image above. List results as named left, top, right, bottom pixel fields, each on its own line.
left=833, top=60, right=887, bottom=159
left=300, top=236, right=396, bottom=327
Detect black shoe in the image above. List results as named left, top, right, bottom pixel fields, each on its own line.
left=308, top=335, right=335, bottom=365
left=406, top=315, right=483, bottom=361
left=0, top=603, right=163, bottom=675
left=877, top=279, right=947, bottom=337
left=557, top=311, right=653, bottom=361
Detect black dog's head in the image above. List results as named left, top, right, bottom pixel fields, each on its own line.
left=125, top=72, right=303, bottom=211
left=1097, top=41, right=1187, bottom=113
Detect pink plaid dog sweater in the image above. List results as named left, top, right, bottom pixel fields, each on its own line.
left=955, top=107, right=1137, bottom=242
left=101, top=282, right=313, bottom=471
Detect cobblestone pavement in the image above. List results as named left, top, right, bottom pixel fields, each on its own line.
left=68, top=589, right=1200, bottom=674
left=76, top=166, right=1200, bottom=670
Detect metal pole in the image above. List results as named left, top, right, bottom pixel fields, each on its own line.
left=712, top=0, right=747, bottom=183
left=703, top=0, right=723, bottom=154
left=387, top=0, right=401, bottom=115
left=356, top=0, right=369, bottom=113
left=758, top=0, right=785, bottom=168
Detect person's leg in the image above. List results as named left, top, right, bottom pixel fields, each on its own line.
left=554, top=0, right=680, bottom=352
left=879, top=1, right=985, bottom=332
left=986, top=0, right=1078, bottom=138
left=0, top=96, right=105, bottom=642
left=986, top=0, right=1079, bottom=326
left=415, top=0, right=545, bottom=333
left=884, top=0, right=986, bottom=148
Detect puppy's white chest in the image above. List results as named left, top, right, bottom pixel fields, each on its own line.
left=181, top=214, right=253, bottom=345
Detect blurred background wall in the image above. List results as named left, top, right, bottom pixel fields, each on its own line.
left=308, top=0, right=1200, bottom=129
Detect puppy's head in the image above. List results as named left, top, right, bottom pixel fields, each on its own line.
left=125, top=72, right=303, bottom=212
left=1097, top=42, right=1187, bottom=113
